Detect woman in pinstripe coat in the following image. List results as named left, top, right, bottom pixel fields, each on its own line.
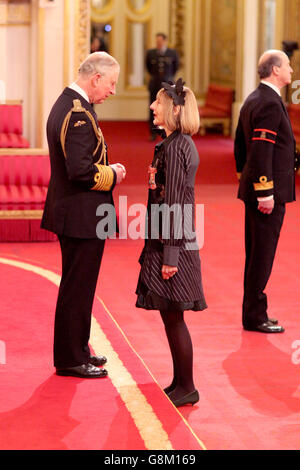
left=136, top=80, right=207, bottom=407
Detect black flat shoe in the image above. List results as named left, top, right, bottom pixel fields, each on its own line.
left=163, top=384, right=176, bottom=395
left=56, top=363, right=108, bottom=378
left=171, top=390, right=200, bottom=408
left=89, top=355, right=107, bottom=367
left=244, top=321, right=284, bottom=333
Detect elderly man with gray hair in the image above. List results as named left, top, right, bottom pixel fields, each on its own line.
left=42, top=52, right=126, bottom=377
left=234, top=50, right=296, bottom=334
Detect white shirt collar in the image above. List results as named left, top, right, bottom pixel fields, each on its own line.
left=68, top=82, right=90, bottom=103
left=158, top=46, right=167, bottom=54
left=260, top=80, right=281, bottom=97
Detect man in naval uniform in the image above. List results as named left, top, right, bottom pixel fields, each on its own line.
left=234, top=50, right=296, bottom=333
left=41, top=52, right=126, bottom=377
left=146, top=33, right=179, bottom=140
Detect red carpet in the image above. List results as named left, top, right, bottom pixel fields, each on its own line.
left=0, top=255, right=203, bottom=450
left=100, top=121, right=236, bottom=185
left=0, top=121, right=300, bottom=450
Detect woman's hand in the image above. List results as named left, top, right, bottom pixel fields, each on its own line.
left=162, top=265, right=178, bottom=280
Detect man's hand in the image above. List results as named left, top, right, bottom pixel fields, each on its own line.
left=258, top=198, right=274, bottom=215
left=162, top=265, right=178, bottom=280
left=110, top=163, right=126, bottom=184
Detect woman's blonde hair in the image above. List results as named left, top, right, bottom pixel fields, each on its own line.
left=157, top=86, right=200, bottom=136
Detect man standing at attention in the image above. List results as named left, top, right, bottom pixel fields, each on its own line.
left=234, top=49, right=296, bottom=333
left=42, top=52, right=126, bottom=377
left=146, top=33, right=179, bottom=141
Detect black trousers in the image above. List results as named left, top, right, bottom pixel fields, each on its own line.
left=242, top=202, right=286, bottom=329
left=54, top=235, right=105, bottom=368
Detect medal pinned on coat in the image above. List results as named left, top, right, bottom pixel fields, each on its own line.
left=148, top=165, right=157, bottom=189
left=148, top=157, right=159, bottom=189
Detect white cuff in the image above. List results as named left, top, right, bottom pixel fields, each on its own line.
left=257, top=196, right=274, bottom=201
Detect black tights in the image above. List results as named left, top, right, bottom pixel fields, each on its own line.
left=160, top=310, right=195, bottom=400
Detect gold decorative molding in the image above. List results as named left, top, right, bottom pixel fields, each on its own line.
left=169, top=0, right=185, bottom=65
left=126, top=0, right=151, bottom=15
left=0, top=3, right=8, bottom=25
left=75, top=0, right=90, bottom=78
left=235, top=0, right=245, bottom=103
left=0, top=99, right=22, bottom=105
left=0, top=148, right=48, bottom=156
left=91, top=0, right=113, bottom=18
left=0, top=1, right=31, bottom=26
left=0, top=210, right=43, bottom=220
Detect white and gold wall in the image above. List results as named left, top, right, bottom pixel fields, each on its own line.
left=0, top=0, right=298, bottom=147
left=0, top=0, right=31, bottom=140
left=0, top=0, right=91, bottom=148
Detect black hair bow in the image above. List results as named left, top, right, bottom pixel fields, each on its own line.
left=162, top=78, right=186, bottom=106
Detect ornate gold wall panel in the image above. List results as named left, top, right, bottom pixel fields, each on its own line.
left=284, top=0, right=300, bottom=82
left=169, top=0, right=185, bottom=67
left=75, top=0, right=90, bottom=76
left=0, top=0, right=31, bottom=25
left=209, top=0, right=237, bottom=88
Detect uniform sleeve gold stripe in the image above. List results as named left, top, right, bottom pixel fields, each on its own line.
left=253, top=177, right=274, bottom=191
left=92, top=164, right=114, bottom=191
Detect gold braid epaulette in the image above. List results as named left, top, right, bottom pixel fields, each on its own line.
left=60, top=99, right=114, bottom=191
left=60, top=98, right=106, bottom=164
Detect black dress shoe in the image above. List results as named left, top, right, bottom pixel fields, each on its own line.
left=56, top=363, right=108, bottom=378
left=244, top=321, right=284, bottom=333
left=89, top=355, right=107, bottom=367
left=268, top=318, right=278, bottom=325
left=170, top=390, right=199, bottom=408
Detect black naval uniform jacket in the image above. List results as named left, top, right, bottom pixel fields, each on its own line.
left=146, top=48, right=179, bottom=91
left=234, top=83, right=296, bottom=203
left=41, top=87, right=117, bottom=239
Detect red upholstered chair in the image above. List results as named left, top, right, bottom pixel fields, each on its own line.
left=199, top=84, right=234, bottom=136
left=288, top=104, right=300, bottom=151
left=0, top=101, right=30, bottom=148
left=288, top=104, right=300, bottom=175
left=0, top=148, right=56, bottom=241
